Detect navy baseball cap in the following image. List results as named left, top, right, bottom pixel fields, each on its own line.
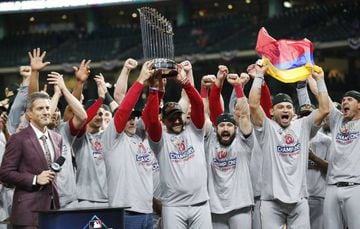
left=216, top=113, right=236, bottom=126
left=162, top=102, right=183, bottom=119
left=297, top=104, right=316, bottom=117
left=343, top=90, right=360, bottom=102
left=272, top=93, right=293, bottom=106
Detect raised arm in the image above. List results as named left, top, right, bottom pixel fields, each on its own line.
left=247, top=63, right=272, bottom=118
left=175, top=64, right=204, bottom=129
left=307, top=73, right=335, bottom=111
left=28, top=48, right=50, bottom=95
left=201, top=74, right=216, bottom=136
left=209, top=65, right=228, bottom=124
left=94, top=73, right=118, bottom=112
left=143, top=77, right=162, bottom=142
left=178, top=61, right=194, bottom=116
left=228, top=73, right=252, bottom=136
left=113, top=58, right=138, bottom=104
left=112, top=61, right=153, bottom=134
left=310, top=68, right=330, bottom=126
left=248, top=62, right=268, bottom=127
left=6, top=67, right=30, bottom=134
left=47, top=72, right=87, bottom=129
left=62, top=59, right=91, bottom=122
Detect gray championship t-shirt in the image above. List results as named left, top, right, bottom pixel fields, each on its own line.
left=148, top=122, right=209, bottom=207
left=205, top=128, right=254, bottom=214
left=307, top=130, right=331, bottom=198
left=55, top=122, right=77, bottom=207
left=102, top=120, right=155, bottom=213
left=72, top=131, right=108, bottom=203
left=328, top=108, right=360, bottom=184
left=255, top=112, right=318, bottom=203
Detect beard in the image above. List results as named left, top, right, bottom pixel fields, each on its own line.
left=216, top=131, right=236, bottom=146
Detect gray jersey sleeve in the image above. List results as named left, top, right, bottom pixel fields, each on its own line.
left=6, top=86, right=28, bottom=134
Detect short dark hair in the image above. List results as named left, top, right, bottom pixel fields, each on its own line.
left=27, top=92, right=50, bottom=110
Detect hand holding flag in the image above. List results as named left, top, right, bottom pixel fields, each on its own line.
left=255, top=27, right=322, bottom=83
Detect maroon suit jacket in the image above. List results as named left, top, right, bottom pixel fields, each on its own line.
left=0, top=125, right=62, bottom=226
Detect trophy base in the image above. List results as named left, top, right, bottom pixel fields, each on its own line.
left=153, top=58, right=178, bottom=78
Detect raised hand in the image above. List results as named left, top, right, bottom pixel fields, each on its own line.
left=226, top=73, right=240, bottom=86
left=201, top=74, right=216, bottom=88
left=239, top=73, right=250, bottom=86
left=73, top=59, right=91, bottom=83
left=175, top=64, right=188, bottom=84
left=311, top=67, right=324, bottom=81
left=94, top=73, right=107, bottom=98
left=181, top=60, right=192, bottom=74
left=124, top=58, right=138, bottom=70
left=253, top=59, right=268, bottom=76
left=19, top=65, right=31, bottom=78
left=217, top=65, right=229, bottom=81
left=28, top=48, right=50, bottom=71
left=47, top=72, right=66, bottom=92
left=138, top=61, right=155, bottom=84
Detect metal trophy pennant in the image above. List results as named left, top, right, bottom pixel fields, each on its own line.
left=138, top=7, right=177, bottom=78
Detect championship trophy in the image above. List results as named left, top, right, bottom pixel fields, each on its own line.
left=138, top=7, right=177, bottom=77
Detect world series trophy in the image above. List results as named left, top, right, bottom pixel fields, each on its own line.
left=138, top=7, right=177, bottom=78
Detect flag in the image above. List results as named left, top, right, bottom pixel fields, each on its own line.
left=255, top=27, right=321, bottom=83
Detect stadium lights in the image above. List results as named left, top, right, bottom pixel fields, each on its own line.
left=0, top=0, right=161, bottom=13
left=283, top=1, right=292, bottom=8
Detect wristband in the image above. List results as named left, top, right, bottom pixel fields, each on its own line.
left=252, top=75, right=264, bottom=89
left=316, top=79, right=327, bottom=93
left=104, top=92, right=114, bottom=105
left=149, top=87, right=158, bottom=94
left=200, top=87, right=208, bottom=98
left=234, top=84, right=244, bottom=98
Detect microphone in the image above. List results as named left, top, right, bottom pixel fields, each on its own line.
left=50, top=156, right=65, bottom=172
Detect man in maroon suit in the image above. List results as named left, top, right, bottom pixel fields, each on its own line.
left=0, top=92, right=62, bottom=228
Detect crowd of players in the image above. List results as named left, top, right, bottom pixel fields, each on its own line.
left=0, top=48, right=359, bottom=229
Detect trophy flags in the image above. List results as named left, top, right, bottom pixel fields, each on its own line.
left=255, top=27, right=322, bottom=83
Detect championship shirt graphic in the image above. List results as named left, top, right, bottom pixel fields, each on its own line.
left=135, top=142, right=152, bottom=166
left=90, top=137, right=104, bottom=161
left=277, top=131, right=301, bottom=156
left=212, top=147, right=237, bottom=171
left=169, top=136, right=195, bottom=162
left=336, top=122, right=360, bottom=145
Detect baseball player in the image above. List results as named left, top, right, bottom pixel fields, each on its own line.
left=144, top=64, right=211, bottom=228
left=47, top=71, right=88, bottom=208
left=228, top=63, right=273, bottom=229
left=248, top=62, right=330, bottom=228
left=204, top=70, right=254, bottom=229
left=324, top=90, right=360, bottom=229
left=296, top=79, right=332, bottom=229
left=71, top=76, right=109, bottom=207
left=102, top=61, right=156, bottom=228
